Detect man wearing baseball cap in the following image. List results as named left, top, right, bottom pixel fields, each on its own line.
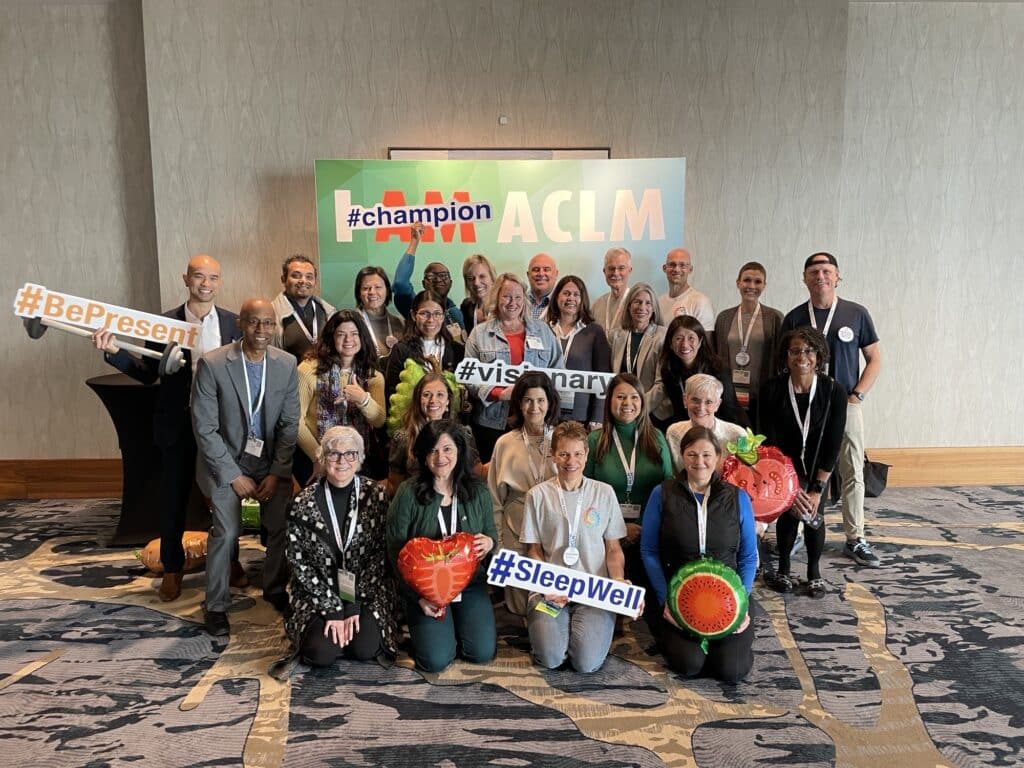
left=781, top=252, right=883, bottom=567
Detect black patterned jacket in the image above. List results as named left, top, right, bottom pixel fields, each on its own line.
left=284, top=477, right=397, bottom=655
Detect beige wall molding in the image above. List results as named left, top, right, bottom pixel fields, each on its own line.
left=1, top=449, right=1021, bottom=500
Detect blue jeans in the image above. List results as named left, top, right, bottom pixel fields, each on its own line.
left=526, top=595, right=616, bottom=673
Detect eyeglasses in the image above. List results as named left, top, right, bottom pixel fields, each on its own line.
left=244, top=318, right=276, bottom=329
left=787, top=347, right=816, bottom=357
left=424, top=271, right=451, bottom=281
left=416, top=310, right=445, bottom=320
left=324, top=449, right=360, bottom=464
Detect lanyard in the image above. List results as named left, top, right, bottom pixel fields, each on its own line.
left=625, top=330, right=644, bottom=374
left=241, top=352, right=267, bottom=436
left=437, top=496, right=458, bottom=537
left=290, top=301, right=319, bottom=344
left=808, top=299, right=837, bottom=374
left=552, top=320, right=584, bottom=361
left=556, top=478, right=585, bottom=551
left=606, top=292, right=626, bottom=328
left=788, top=375, right=819, bottom=475
left=323, top=476, right=360, bottom=563
left=361, top=310, right=392, bottom=356
left=522, top=427, right=553, bottom=485
left=611, top=428, right=637, bottom=499
left=735, top=303, right=761, bottom=354
left=688, top=485, right=710, bottom=556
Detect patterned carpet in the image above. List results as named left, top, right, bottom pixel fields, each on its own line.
left=1, top=486, right=1022, bottom=767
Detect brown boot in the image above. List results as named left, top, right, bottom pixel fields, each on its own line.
left=159, top=572, right=183, bottom=602
left=230, top=560, right=250, bottom=589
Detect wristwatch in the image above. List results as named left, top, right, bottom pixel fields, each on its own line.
left=808, top=479, right=827, bottom=495
left=851, top=390, right=865, bottom=401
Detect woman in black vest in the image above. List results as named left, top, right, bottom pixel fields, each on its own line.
left=757, top=327, right=847, bottom=598
left=640, top=426, right=758, bottom=682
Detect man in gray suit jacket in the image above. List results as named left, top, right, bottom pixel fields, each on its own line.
left=191, top=298, right=299, bottom=636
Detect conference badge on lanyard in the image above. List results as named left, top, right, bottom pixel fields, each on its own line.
left=325, top=477, right=360, bottom=602
left=437, top=498, right=463, bottom=602
left=557, top=480, right=585, bottom=566
left=242, top=354, right=267, bottom=457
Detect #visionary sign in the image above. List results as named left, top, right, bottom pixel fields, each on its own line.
left=314, top=158, right=685, bottom=308
left=486, top=549, right=645, bottom=619
left=13, top=283, right=198, bottom=349
left=454, top=358, right=614, bottom=397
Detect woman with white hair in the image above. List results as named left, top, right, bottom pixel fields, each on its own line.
left=464, top=272, right=562, bottom=462
left=284, top=425, right=396, bottom=668
left=607, top=282, right=666, bottom=394
left=665, top=374, right=747, bottom=474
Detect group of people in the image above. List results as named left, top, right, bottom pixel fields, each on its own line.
left=92, top=232, right=882, bottom=683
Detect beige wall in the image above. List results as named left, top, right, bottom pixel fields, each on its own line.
left=3, top=0, right=1020, bottom=458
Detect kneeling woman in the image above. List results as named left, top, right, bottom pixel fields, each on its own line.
left=387, top=420, right=498, bottom=672
left=641, top=426, right=758, bottom=682
left=285, top=426, right=397, bottom=667
left=520, top=421, right=628, bottom=673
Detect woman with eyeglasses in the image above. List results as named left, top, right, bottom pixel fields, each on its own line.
left=713, top=262, right=783, bottom=424
left=464, top=273, right=562, bottom=462
left=297, top=310, right=386, bottom=483
left=648, top=315, right=748, bottom=432
left=460, top=254, right=496, bottom=337
left=757, top=327, right=847, bottom=599
left=284, top=426, right=397, bottom=669
left=547, top=275, right=611, bottom=429
left=386, top=373, right=481, bottom=493
left=384, top=290, right=465, bottom=405
left=354, top=266, right=405, bottom=361
left=487, top=372, right=560, bottom=615
left=607, top=282, right=666, bottom=395
left=640, top=426, right=757, bottom=682
left=387, top=420, right=497, bottom=672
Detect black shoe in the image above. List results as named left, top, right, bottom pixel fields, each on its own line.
left=264, top=592, right=289, bottom=614
left=205, top=610, right=230, bottom=637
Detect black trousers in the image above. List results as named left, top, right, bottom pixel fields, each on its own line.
left=158, top=431, right=197, bottom=574
left=300, top=606, right=383, bottom=666
left=655, top=613, right=755, bottom=683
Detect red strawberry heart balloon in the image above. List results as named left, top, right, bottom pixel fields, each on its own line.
left=721, top=429, right=799, bottom=524
left=398, top=533, right=479, bottom=615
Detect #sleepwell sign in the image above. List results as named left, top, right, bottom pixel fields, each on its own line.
left=314, top=158, right=685, bottom=309
left=487, top=549, right=645, bottom=619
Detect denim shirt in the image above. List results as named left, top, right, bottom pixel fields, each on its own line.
left=463, top=318, right=563, bottom=429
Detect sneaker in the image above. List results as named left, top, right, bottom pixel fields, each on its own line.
left=807, top=578, right=828, bottom=599
left=845, top=538, right=881, bottom=567
left=763, top=570, right=793, bottom=593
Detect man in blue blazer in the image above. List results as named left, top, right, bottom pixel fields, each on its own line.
left=94, top=254, right=241, bottom=602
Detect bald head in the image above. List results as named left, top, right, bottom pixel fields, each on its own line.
left=662, top=248, right=693, bottom=291
left=527, top=253, right=558, bottom=298
left=182, top=253, right=222, bottom=309
left=238, top=298, right=275, bottom=358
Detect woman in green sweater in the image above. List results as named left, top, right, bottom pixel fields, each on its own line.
left=584, top=373, right=672, bottom=605
left=387, top=420, right=498, bottom=672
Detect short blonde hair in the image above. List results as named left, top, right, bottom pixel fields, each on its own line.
left=488, top=273, right=529, bottom=321
left=461, top=254, right=496, bottom=299
left=684, top=373, right=723, bottom=401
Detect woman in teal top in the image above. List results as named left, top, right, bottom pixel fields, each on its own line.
left=584, top=373, right=672, bottom=609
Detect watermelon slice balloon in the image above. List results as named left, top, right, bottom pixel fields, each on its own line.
left=668, top=559, right=748, bottom=652
left=722, top=429, right=799, bottom=524
left=397, top=533, right=479, bottom=618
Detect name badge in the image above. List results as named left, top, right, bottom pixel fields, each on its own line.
left=446, top=323, right=464, bottom=343
left=732, top=369, right=751, bottom=386
left=336, top=568, right=356, bottom=603
left=620, top=503, right=641, bottom=521
left=838, top=326, right=855, bottom=343
left=534, top=599, right=563, bottom=618
left=525, top=335, right=545, bottom=350
left=245, top=436, right=265, bottom=457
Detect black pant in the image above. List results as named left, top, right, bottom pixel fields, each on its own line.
left=655, top=614, right=754, bottom=683
left=158, top=431, right=197, bottom=574
left=776, top=498, right=827, bottom=581
left=300, top=607, right=383, bottom=666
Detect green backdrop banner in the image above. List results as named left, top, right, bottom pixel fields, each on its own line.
left=314, top=158, right=685, bottom=309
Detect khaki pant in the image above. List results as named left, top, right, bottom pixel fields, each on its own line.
left=838, top=401, right=865, bottom=541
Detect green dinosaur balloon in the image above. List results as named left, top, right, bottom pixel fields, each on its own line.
left=386, top=358, right=463, bottom=436
left=725, top=428, right=767, bottom=466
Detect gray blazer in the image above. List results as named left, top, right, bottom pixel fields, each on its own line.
left=608, top=323, right=665, bottom=394
left=191, top=341, right=299, bottom=493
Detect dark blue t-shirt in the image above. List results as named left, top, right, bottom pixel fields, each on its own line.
left=782, top=298, right=878, bottom=393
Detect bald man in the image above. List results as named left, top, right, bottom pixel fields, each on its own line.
left=191, top=298, right=299, bottom=636
left=658, top=248, right=715, bottom=331
left=526, top=253, right=558, bottom=319
left=93, top=254, right=242, bottom=603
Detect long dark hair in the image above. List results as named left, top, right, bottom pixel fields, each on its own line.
left=595, top=372, right=663, bottom=463
left=311, top=309, right=380, bottom=377
left=658, top=315, right=723, bottom=417
left=354, top=266, right=393, bottom=309
left=401, top=290, right=455, bottom=350
left=411, top=420, right=482, bottom=504
left=507, top=371, right=560, bottom=430
left=546, top=275, right=595, bottom=326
